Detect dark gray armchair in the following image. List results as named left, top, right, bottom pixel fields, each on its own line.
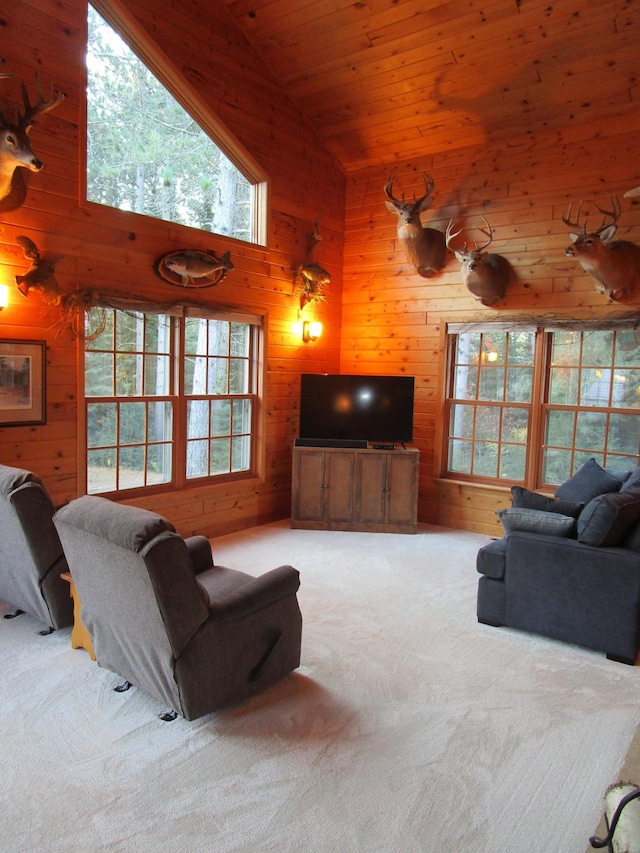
left=53, top=495, right=303, bottom=720
left=0, top=463, right=72, bottom=633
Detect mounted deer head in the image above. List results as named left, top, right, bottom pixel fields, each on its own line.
left=562, top=197, right=640, bottom=301
left=445, top=217, right=511, bottom=306
left=384, top=173, right=446, bottom=277
left=0, top=72, right=65, bottom=212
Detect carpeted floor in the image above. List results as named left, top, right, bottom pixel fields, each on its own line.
left=2, top=521, right=639, bottom=852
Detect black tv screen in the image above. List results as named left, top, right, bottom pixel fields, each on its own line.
left=299, top=374, right=415, bottom=444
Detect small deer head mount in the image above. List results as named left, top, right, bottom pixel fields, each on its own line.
left=446, top=217, right=512, bottom=307
left=0, top=72, right=65, bottom=212
left=562, top=197, right=640, bottom=301
left=384, top=172, right=446, bottom=278
left=294, top=220, right=331, bottom=309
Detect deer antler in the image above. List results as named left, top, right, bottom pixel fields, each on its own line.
left=474, top=216, right=493, bottom=252
left=445, top=220, right=465, bottom=252
left=18, top=73, right=65, bottom=131
left=384, top=173, right=404, bottom=208
left=592, top=196, right=621, bottom=237
left=562, top=201, right=587, bottom=234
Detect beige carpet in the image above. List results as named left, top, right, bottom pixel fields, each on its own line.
left=1, top=521, right=639, bottom=852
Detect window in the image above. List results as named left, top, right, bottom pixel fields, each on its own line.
left=84, top=308, right=261, bottom=495
left=444, top=326, right=640, bottom=488
left=86, top=2, right=266, bottom=243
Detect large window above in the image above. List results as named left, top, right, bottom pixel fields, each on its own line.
left=84, top=308, right=260, bottom=496
left=444, top=325, right=640, bottom=489
left=86, top=3, right=264, bottom=243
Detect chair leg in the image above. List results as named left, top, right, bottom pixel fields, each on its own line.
left=4, top=609, right=25, bottom=620
left=159, top=710, right=178, bottom=722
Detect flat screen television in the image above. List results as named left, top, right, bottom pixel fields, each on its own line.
left=299, top=374, right=415, bottom=445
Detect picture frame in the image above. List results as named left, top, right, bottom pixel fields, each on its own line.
left=0, top=339, right=46, bottom=426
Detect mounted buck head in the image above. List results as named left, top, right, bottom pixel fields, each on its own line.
left=384, top=173, right=446, bottom=277
left=446, top=217, right=511, bottom=307
left=0, top=72, right=65, bottom=212
left=562, top=197, right=640, bottom=302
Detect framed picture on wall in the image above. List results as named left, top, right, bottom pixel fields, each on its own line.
left=0, top=340, right=46, bottom=426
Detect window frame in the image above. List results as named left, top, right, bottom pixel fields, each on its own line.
left=84, top=0, right=269, bottom=246
left=81, top=306, right=265, bottom=499
left=441, top=323, right=640, bottom=490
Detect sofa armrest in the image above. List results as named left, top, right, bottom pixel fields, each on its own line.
left=185, top=535, right=214, bottom=575
left=207, top=565, right=300, bottom=623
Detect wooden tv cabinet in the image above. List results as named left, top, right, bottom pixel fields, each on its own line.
left=291, top=445, right=419, bottom=533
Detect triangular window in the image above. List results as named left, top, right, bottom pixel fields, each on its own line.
left=86, top=2, right=265, bottom=244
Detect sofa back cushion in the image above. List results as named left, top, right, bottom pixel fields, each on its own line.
left=577, top=488, right=640, bottom=547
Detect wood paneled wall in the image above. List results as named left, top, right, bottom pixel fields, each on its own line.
left=342, top=125, right=640, bottom=536
left=0, top=0, right=345, bottom=537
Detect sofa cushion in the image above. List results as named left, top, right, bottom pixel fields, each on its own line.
left=621, top=468, right=640, bottom=493
left=495, top=507, right=577, bottom=538
left=554, top=458, right=622, bottom=504
left=577, top=489, right=640, bottom=547
left=510, top=486, right=583, bottom=518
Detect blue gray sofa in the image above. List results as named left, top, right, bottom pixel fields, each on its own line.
left=476, top=459, right=640, bottom=664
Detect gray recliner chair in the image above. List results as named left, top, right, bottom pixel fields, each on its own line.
left=0, top=463, right=73, bottom=633
left=53, top=495, right=303, bottom=720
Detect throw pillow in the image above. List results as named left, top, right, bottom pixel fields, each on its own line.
left=510, top=486, right=583, bottom=518
left=577, top=489, right=640, bottom=547
left=621, top=468, right=640, bottom=493
left=495, top=507, right=577, bottom=538
left=555, top=458, right=622, bottom=504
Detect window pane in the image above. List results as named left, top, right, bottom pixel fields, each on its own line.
left=147, top=401, right=172, bottom=443
left=232, top=435, right=251, bottom=471
left=576, top=410, right=606, bottom=451
left=87, top=402, right=116, bottom=448
left=545, top=409, right=575, bottom=447
left=608, top=414, right=640, bottom=455
left=187, top=440, right=209, bottom=478
left=475, top=406, right=500, bottom=441
left=211, top=399, right=231, bottom=437
left=210, top=438, right=231, bottom=475
left=85, top=352, right=114, bottom=396
left=86, top=5, right=255, bottom=242
left=473, top=443, right=498, bottom=477
left=187, top=400, right=210, bottom=439
left=209, top=323, right=229, bottom=356
left=229, top=358, right=249, bottom=394
left=231, top=323, right=250, bottom=357
left=548, top=367, right=579, bottom=405
left=450, top=404, right=475, bottom=439
left=456, top=333, right=480, bottom=364
left=232, top=399, right=252, bottom=434
left=87, top=448, right=116, bottom=494
left=452, top=364, right=478, bottom=399
left=119, top=402, right=146, bottom=445
left=119, top=445, right=145, bottom=489
left=479, top=367, right=504, bottom=401
left=144, top=355, right=171, bottom=395
left=147, top=444, right=172, bottom=485
left=542, top=447, right=572, bottom=484
left=449, top=439, right=472, bottom=474
left=499, top=444, right=526, bottom=480
left=208, top=358, right=228, bottom=394
left=505, top=367, right=533, bottom=403
left=116, top=354, right=142, bottom=396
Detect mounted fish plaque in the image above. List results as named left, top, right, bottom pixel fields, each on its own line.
left=156, top=249, right=234, bottom=288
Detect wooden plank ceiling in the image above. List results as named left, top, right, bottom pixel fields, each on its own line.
left=221, top=0, right=638, bottom=173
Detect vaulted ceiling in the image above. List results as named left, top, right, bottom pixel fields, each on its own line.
left=222, top=0, right=638, bottom=173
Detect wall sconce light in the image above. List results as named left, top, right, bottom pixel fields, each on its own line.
left=302, top=320, right=322, bottom=343
left=0, top=283, right=9, bottom=310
